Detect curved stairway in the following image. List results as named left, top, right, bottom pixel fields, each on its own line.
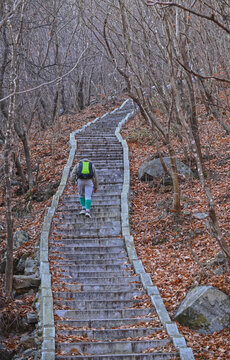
left=48, top=101, right=180, bottom=359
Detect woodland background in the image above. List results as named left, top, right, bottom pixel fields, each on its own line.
left=0, top=0, right=229, bottom=359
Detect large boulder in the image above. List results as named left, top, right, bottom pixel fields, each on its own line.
left=175, top=285, right=230, bottom=334
left=138, top=157, right=193, bottom=181
left=13, top=275, right=41, bottom=290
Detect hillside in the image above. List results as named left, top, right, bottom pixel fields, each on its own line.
left=0, top=98, right=123, bottom=358
left=0, top=98, right=230, bottom=359
left=121, top=112, right=230, bottom=359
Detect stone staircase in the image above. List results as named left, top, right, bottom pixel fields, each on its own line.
left=47, top=101, right=184, bottom=359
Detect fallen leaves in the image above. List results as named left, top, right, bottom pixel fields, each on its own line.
left=123, top=112, right=230, bottom=359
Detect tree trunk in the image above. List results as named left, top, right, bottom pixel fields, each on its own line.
left=189, top=128, right=230, bottom=259
left=167, top=139, right=181, bottom=216
left=77, top=74, right=84, bottom=110
left=4, top=131, right=14, bottom=299
left=13, top=152, right=27, bottom=191
left=14, top=122, right=34, bottom=190
left=21, top=134, right=33, bottom=189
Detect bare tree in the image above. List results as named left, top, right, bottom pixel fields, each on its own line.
left=86, top=0, right=229, bottom=258
left=3, top=0, right=27, bottom=298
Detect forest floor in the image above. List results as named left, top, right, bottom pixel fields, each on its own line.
left=121, top=112, right=230, bottom=360
left=0, top=97, right=230, bottom=359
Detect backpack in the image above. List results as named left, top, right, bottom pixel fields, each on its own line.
left=77, top=161, right=94, bottom=179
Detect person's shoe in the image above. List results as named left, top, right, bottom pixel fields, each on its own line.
left=85, top=210, right=91, bottom=218
left=79, top=208, right=86, bottom=215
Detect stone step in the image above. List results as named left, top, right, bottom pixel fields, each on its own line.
left=50, top=252, right=128, bottom=261
left=54, top=225, right=122, bottom=233
left=50, top=258, right=130, bottom=272
left=98, top=178, right=123, bottom=185
left=56, top=204, right=121, bottom=212
left=77, top=151, right=123, bottom=157
left=52, top=270, right=134, bottom=278
left=50, top=253, right=127, bottom=261
left=78, top=133, right=118, bottom=138
left=52, top=264, right=132, bottom=272
left=56, top=327, right=163, bottom=340
left=63, top=194, right=121, bottom=201
left=55, top=308, right=154, bottom=320
left=56, top=317, right=157, bottom=329
left=76, top=139, right=119, bottom=144
left=55, top=217, right=121, bottom=226
left=55, top=226, right=121, bottom=234
left=76, top=143, right=122, bottom=148
left=49, top=237, right=125, bottom=247
left=76, top=143, right=120, bottom=148
left=54, top=299, right=144, bottom=310
left=50, top=245, right=126, bottom=254
left=55, top=213, right=121, bottom=221
left=53, top=290, right=146, bottom=301
left=55, top=217, right=121, bottom=227
left=60, top=201, right=121, bottom=208
left=55, top=353, right=178, bottom=360
left=56, top=339, right=170, bottom=355
left=61, top=198, right=121, bottom=206
left=53, top=227, right=121, bottom=238
left=52, top=231, right=121, bottom=239
left=53, top=282, right=142, bottom=292
left=97, top=168, right=123, bottom=173
left=54, top=215, right=121, bottom=222
left=97, top=184, right=123, bottom=190
left=56, top=211, right=121, bottom=220
left=54, top=275, right=139, bottom=285
left=76, top=143, right=120, bottom=149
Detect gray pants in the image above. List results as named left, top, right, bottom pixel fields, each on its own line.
left=77, top=179, right=94, bottom=210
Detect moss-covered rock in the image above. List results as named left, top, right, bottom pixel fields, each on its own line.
left=175, top=286, right=230, bottom=334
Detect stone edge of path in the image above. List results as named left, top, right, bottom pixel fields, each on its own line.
left=115, top=99, right=195, bottom=360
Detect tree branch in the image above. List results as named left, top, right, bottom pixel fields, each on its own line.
left=0, top=47, right=88, bottom=104
left=146, top=1, right=230, bottom=34
left=177, top=59, right=230, bottom=84
left=0, top=0, right=24, bottom=31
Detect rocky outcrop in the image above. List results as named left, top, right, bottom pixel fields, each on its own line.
left=13, top=275, right=41, bottom=290
left=175, top=285, right=230, bottom=334
left=138, top=157, right=194, bottom=181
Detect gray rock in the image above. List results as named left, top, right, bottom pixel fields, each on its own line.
left=13, top=231, right=29, bottom=249
left=13, top=275, right=41, bottom=290
left=24, top=258, right=37, bottom=276
left=212, top=251, right=227, bottom=266
left=23, top=349, right=36, bottom=356
left=175, top=285, right=230, bottom=334
left=193, top=212, right=208, bottom=220
left=138, top=157, right=193, bottom=181
left=27, top=312, right=38, bottom=324
left=16, top=258, right=26, bottom=273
